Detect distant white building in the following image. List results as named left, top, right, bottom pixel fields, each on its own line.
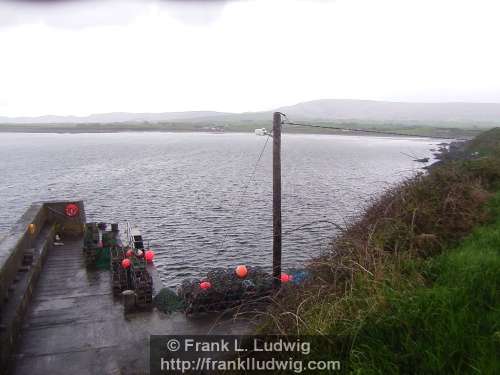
left=254, top=128, right=268, bottom=136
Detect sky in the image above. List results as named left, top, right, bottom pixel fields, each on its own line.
left=0, top=0, right=499, bottom=117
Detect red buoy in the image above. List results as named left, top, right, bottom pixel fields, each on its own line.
left=126, top=249, right=134, bottom=258
left=280, top=273, right=290, bottom=283
left=145, top=250, right=155, bottom=263
left=200, top=281, right=211, bottom=290
left=121, top=258, right=131, bottom=269
left=235, top=265, right=248, bottom=279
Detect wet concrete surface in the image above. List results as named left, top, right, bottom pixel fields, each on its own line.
left=11, top=238, right=254, bottom=375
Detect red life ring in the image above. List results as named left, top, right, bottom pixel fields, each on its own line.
left=64, top=203, right=79, bottom=217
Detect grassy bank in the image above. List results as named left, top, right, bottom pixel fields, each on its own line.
left=259, top=129, right=500, bottom=373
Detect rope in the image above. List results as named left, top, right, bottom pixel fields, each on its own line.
left=217, top=133, right=272, bottom=253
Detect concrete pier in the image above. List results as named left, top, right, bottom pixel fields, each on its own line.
left=0, top=201, right=86, bottom=374
left=1, top=202, right=252, bottom=375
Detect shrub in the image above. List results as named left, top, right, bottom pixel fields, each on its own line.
left=259, top=131, right=500, bottom=373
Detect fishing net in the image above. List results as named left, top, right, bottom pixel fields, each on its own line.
left=247, top=266, right=273, bottom=294
left=154, top=288, right=184, bottom=313
left=178, top=266, right=274, bottom=313
left=83, top=223, right=119, bottom=269
left=94, top=247, right=111, bottom=269
left=102, top=231, right=118, bottom=247
left=288, top=268, right=310, bottom=285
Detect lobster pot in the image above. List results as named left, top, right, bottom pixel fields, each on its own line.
left=179, top=266, right=274, bottom=314
left=154, top=288, right=184, bottom=313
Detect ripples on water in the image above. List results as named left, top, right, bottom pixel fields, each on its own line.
left=0, top=132, right=439, bottom=287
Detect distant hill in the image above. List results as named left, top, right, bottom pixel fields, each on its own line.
left=0, top=111, right=231, bottom=124
left=2, top=99, right=500, bottom=125
left=276, top=99, right=500, bottom=123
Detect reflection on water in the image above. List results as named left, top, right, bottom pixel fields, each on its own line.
left=0, top=132, right=439, bottom=287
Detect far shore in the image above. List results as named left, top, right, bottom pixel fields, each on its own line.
left=0, top=123, right=481, bottom=139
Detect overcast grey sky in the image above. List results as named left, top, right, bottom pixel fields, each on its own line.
left=0, top=0, right=499, bottom=117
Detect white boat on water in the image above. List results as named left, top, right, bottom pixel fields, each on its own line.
left=254, top=128, right=268, bottom=136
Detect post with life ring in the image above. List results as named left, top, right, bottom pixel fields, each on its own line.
left=272, top=112, right=282, bottom=290
left=64, top=203, right=80, bottom=218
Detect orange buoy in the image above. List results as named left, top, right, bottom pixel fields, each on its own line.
left=280, top=273, right=290, bottom=283
left=200, top=281, right=211, bottom=290
left=145, top=250, right=155, bottom=263
left=121, top=258, right=131, bottom=269
left=235, top=265, right=248, bottom=279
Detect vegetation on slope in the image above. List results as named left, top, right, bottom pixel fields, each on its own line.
left=259, top=128, right=500, bottom=374
left=466, top=127, right=500, bottom=156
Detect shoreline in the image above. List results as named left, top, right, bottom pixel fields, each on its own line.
left=0, top=128, right=463, bottom=141
left=0, top=122, right=481, bottom=139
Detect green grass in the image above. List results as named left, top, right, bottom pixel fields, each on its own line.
left=280, top=193, right=500, bottom=374
left=341, top=194, right=500, bottom=374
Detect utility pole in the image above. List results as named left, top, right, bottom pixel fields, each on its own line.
left=272, top=112, right=282, bottom=290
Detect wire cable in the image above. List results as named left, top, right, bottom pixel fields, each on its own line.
left=217, top=112, right=460, bottom=254
left=281, top=115, right=468, bottom=141
left=217, top=133, right=272, bottom=253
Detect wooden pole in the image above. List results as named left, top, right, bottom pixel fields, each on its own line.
left=272, top=112, right=282, bottom=290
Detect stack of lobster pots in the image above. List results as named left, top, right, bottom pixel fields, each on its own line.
left=83, top=222, right=153, bottom=309
left=178, top=266, right=273, bottom=314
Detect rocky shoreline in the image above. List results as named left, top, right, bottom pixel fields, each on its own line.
left=427, top=139, right=471, bottom=169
